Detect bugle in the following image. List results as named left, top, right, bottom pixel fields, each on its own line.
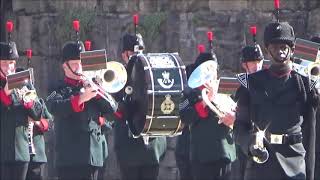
left=188, top=60, right=236, bottom=129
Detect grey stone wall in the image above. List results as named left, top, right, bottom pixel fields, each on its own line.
left=1, top=0, right=320, bottom=179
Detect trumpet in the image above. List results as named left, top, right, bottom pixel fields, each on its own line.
left=188, top=60, right=237, bottom=129
left=81, top=61, right=127, bottom=111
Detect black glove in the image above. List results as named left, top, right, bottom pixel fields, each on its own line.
left=182, top=87, right=202, bottom=105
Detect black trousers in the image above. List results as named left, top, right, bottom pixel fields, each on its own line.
left=0, top=161, right=29, bottom=180
left=118, top=163, right=159, bottom=180
left=191, top=160, right=231, bottom=180
left=176, top=154, right=192, bottom=180
left=315, top=152, right=320, bottom=180
left=26, top=162, right=45, bottom=180
left=58, top=165, right=99, bottom=180
left=244, top=158, right=305, bottom=180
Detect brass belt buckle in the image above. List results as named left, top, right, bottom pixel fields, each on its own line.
left=270, top=134, right=283, bottom=144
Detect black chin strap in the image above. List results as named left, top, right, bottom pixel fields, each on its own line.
left=0, top=68, right=7, bottom=79
left=66, top=62, right=82, bottom=77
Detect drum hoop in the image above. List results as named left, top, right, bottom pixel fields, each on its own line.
left=170, top=53, right=186, bottom=91
left=140, top=54, right=155, bottom=133
left=171, top=119, right=182, bottom=136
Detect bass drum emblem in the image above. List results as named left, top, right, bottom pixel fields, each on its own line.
left=160, top=94, right=175, bottom=114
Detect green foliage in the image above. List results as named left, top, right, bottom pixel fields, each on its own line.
left=138, top=12, right=167, bottom=48
left=54, top=8, right=96, bottom=44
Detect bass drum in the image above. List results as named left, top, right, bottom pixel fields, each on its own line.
left=126, top=53, right=187, bottom=137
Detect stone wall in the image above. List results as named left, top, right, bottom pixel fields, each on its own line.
left=1, top=0, right=320, bottom=179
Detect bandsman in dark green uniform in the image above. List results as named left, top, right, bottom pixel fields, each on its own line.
left=0, top=41, right=50, bottom=180
left=232, top=44, right=264, bottom=180
left=235, top=22, right=319, bottom=180
left=46, top=41, right=116, bottom=180
left=113, top=33, right=167, bottom=180
left=179, top=52, right=236, bottom=180
left=10, top=67, right=54, bottom=180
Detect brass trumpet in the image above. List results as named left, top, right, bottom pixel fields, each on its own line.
left=188, top=60, right=237, bottom=129
left=80, top=49, right=127, bottom=111
left=81, top=61, right=127, bottom=111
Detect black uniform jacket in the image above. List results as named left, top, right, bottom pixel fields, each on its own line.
left=235, top=69, right=318, bottom=180
left=46, top=78, right=114, bottom=167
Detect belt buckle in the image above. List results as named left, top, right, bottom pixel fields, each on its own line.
left=270, top=134, right=284, bottom=144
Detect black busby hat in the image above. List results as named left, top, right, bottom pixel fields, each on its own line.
left=122, top=34, right=138, bottom=52
left=0, top=42, right=19, bottom=60
left=61, top=41, right=85, bottom=62
left=264, top=22, right=295, bottom=48
left=193, top=52, right=217, bottom=70
left=241, top=44, right=264, bottom=62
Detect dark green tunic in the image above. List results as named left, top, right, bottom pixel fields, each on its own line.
left=31, top=104, right=53, bottom=163
left=0, top=81, right=49, bottom=163
left=46, top=80, right=114, bottom=167
left=179, top=89, right=236, bottom=164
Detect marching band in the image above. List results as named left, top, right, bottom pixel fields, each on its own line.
left=0, top=1, right=320, bottom=180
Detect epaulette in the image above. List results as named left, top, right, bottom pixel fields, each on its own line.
left=236, top=73, right=249, bottom=89
left=294, top=70, right=318, bottom=92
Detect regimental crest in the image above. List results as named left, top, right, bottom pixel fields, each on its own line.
left=236, top=73, right=249, bottom=89
left=161, top=94, right=175, bottom=114
left=157, top=71, right=174, bottom=89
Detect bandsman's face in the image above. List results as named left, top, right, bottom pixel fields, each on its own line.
left=63, top=59, right=82, bottom=80
left=121, top=50, right=134, bottom=64
left=267, top=43, right=292, bottom=63
left=242, top=60, right=263, bottom=74
left=0, top=60, right=16, bottom=78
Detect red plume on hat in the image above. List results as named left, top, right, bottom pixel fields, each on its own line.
left=84, top=40, right=91, bottom=51
left=26, top=49, right=32, bottom=59
left=133, top=14, right=139, bottom=36
left=207, top=31, right=214, bottom=55
left=274, top=0, right=280, bottom=22
left=197, top=44, right=205, bottom=54
left=6, top=20, right=14, bottom=42
left=25, top=49, right=32, bottom=67
left=250, top=26, right=257, bottom=44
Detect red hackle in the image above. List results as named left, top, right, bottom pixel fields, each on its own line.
left=207, top=31, right=213, bottom=41
left=250, top=26, right=257, bottom=36
left=73, top=20, right=80, bottom=32
left=274, top=0, right=280, bottom=9
left=197, top=44, right=206, bottom=53
left=26, top=49, right=32, bottom=59
left=133, top=14, right=139, bottom=25
left=6, top=20, right=14, bottom=33
left=84, top=40, right=91, bottom=51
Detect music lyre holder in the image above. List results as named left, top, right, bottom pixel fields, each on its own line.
left=6, top=68, right=34, bottom=90
left=80, top=49, right=107, bottom=71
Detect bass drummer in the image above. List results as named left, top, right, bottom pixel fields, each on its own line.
left=179, top=52, right=236, bottom=180
left=112, top=33, right=167, bottom=180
